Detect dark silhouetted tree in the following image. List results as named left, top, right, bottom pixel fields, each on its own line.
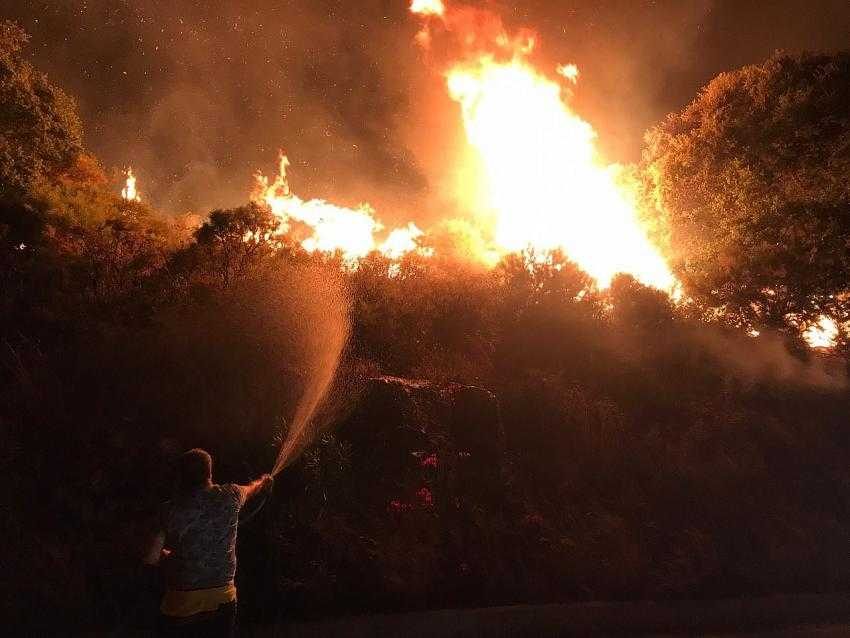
left=0, top=21, right=82, bottom=200
left=177, top=202, right=280, bottom=288
left=608, top=274, right=674, bottom=333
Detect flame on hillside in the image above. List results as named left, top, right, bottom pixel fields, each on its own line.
left=252, top=153, right=427, bottom=265
left=121, top=168, right=141, bottom=202
left=412, top=0, right=676, bottom=291
left=803, top=315, right=840, bottom=349
left=111, top=1, right=841, bottom=351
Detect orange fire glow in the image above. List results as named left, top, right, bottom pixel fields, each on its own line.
left=410, top=0, right=445, bottom=17
left=253, top=154, right=426, bottom=265
left=412, top=1, right=676, bottom=291
left=379, top=222, right=431, bottom=259
left=556, top=63, right=579, bottom=83
left=803, top=315, right=839, bottom=349
left=121, top=167, right=141, bottom=202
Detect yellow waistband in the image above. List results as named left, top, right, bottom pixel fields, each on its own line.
left=161, top=583, right=237, bottom=617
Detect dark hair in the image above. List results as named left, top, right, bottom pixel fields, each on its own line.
left=178, top=448, right=212, bottom=491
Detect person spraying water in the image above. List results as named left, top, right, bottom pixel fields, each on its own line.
left=145, top=449, right=273, bottom=637
left=145, top=262, right=351, bottom=636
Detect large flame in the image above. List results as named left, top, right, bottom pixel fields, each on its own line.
left=412, top=1, right=675, bottom=291
left=254, top=153, right=426, bottom=264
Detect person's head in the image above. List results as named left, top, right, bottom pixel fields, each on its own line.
left=177, top=448, right=213, bottom=492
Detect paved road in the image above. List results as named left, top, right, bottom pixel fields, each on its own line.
left=257, top=594, right=850, bottom=637
left=84, top=594, right=850, bottom=636
left=705, top=626, right=850, bottom=637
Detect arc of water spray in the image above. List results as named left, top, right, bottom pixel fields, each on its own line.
left=271, top=288, right=350, bottom=476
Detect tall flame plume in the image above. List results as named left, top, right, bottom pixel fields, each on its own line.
left=412, top=0, right=676, bottom=291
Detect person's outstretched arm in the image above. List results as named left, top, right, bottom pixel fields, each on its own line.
left=235, top=474, right=274, bottom=525
left=240, top=473, right=274, bottom=502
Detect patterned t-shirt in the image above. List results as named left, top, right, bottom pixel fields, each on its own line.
left=162, top=483, right=248, bottom=590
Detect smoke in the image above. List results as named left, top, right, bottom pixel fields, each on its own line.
left=270, top=263, right=351, bottom=475
left=691, top=326, right=847, bottom=391
left=4, top=0, right=428, bottom=214
left=10, top=0, right=849, bottom=220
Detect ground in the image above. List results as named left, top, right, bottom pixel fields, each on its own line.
left=253, top=593, right=850, bottom=637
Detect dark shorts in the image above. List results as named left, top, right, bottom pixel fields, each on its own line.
left=158, top=601, right=237, bottom=638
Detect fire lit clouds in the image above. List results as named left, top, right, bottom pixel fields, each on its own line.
left=15, top=0, right=850, bottom=219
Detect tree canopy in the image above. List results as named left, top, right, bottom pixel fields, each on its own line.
left=0, top=21, right=82, bottom=200
left=643, top=52, right=850, bottom=332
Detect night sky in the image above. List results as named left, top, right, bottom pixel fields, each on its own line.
left=2, top=0, right=848, bottom=220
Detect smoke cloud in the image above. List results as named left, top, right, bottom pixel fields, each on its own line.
left=6, top=0, right=849, bottom=218
left=692, top=327, right=847, bottom=391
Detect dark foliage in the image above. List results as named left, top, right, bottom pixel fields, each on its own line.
left=643, top=52, right=850, bottom=333
left=0, top=21, right=82, bottom=200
